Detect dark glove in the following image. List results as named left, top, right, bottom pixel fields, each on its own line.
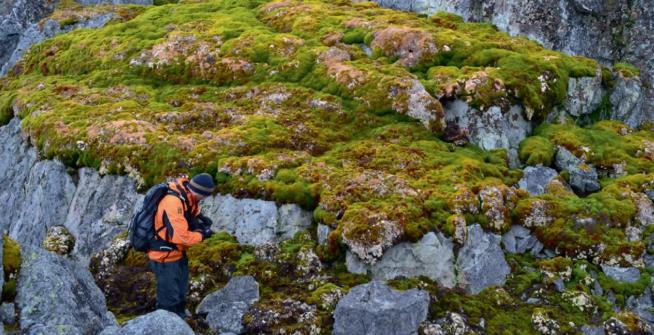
left=200, top=228, right=214, bottom=240
left=198, top=214, right=214, bottom=229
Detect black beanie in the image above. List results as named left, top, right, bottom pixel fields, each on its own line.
left=188, top=173, right=215, bottom=196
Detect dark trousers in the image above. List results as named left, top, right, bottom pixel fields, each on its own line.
left=149, top=255, right=189, bottom=318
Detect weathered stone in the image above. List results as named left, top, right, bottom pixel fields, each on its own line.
left=9, top=159, right=76, bottom=247
left=346, top=232, right=456, bottom=288
left=201, top=194, right=312, bottom=245
left=626, top=288, right=654, bottom=323
left=333, top=281, right=429, bottom=335
left=610, top=72, right=645, bottom=128
left=444, top=100, right=531, bottom=167
left=99, top=310, right=193, bottom=335
left=457, top=224, right=511, bottom=294
left=317, top=224, right=332, bottom=246
left=17, top=247, right=117, bottom=334
left=581, top=324, right=604, bottom=335
left=518, top=166, right=559, bottom=196
left=0, top=302, right=15, bottom=325
left=601, top=265, right=641, bottom=283
left=564, top=69, right=603, bottom=116
left=554, top=147, right=600, bottom=194
left=478, top=184, right=517, bottom=231
left=77, top=0, right=152, bottom=5
left=42, top=225, right=75, bottom=256
left=196, top=276, right=260, bottom=334
left=64, top=168, right=140, bottom=265
left=502, top=225, right=544, bottom=256
left=531, top=309, right=560, bottom=335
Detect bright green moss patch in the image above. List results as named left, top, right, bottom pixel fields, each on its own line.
left=614, top=63, right=641, bottom=78
left=518, top=136, right=555, bottom=166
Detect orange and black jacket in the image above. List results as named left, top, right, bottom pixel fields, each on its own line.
left=147, top=178, right=203, bottom=263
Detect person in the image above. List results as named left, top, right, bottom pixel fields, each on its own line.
left=147, top=173, right=216, bottom=318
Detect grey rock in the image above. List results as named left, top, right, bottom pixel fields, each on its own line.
left=601, top=265, right=641, bottom=283
left=553, top=278, right=565, bottom=293
left=63, top=168, right=140, bottom=265
left=646, top=189, right=654, bottom=202
left=592, top=280, right=604, bottom=296
left=517, top=166, right=559, bottom=196
left=564, top=70, right=603, bottom=117
left=610, top=73, right=645, bottom=128
left=0, top=0, right=57, bottom=76
left=17, top=247, right=117, bottom=334
left=0, top=118, right=38, bottom=234
left=317, top=224, right=332, bottom=246
left=100, top=310, right=194, bottom=335
left=626, top=288, right=654, bottom=323
left=196, top=276, right=260, bottom=334
left=554, top=147, right=600, bottom=194
left=201, top=194, right=312, bottom=245
left=502, top=225, right=544, bottom=256
left=346, top=232, right=456, bottom=288
left=333, top=281, right=429, bottom=335
left=444, top=101, right=531, bottom=168
left=0, top=302, right=13, bottom=325
left=604, top=317, right=631, bottom=335
left=457, top=224, right=511, bottom=294
left=9, top=159, right=76, bottom=247
left=581, top=325, right=604, bottom=335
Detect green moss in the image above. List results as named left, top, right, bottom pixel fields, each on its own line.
left=2, top=236, right=21, bottom=302
left=518, top=136, right=555, bottom=166
left=614, top=63, right=640, bottom=78
left=0, top=93, right=16, bottom=126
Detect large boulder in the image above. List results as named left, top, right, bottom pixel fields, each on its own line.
left=99, top=310, right=194, bottom=335
left=457, top=224, right=511, bottom=294
left=201, top=194, right=312, bottom=245
left=626, top=288, right=654, bottom=323
left=346, top=232, right=456, bottom=288
left=333, top=281, right=429, bottom=335
left=554, top=146, right=600, bottom=194
left=16, top=247, right=117, bottom=334
left=63, top=168, right=141, bottom=265
left=443, top=100, right=531, bottom=167
left=196, top=276, right=260, bottom=334
left=518, top=166, right=559, bottom=196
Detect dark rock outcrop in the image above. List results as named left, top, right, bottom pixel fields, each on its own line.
left=196, top=276, right=260, bottom=334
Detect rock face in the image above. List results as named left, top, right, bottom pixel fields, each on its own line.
left=201, top=194, right=313, bottom=245
left=372, top=0, right=654, bottom=124
left=518, top=166, right=559, bottom=196
left=63, top=168, right=141, bottom=265
left=333, top=281, right=429, bottom=335
left=99, top=310, right=194, bottom=335
left=610, top=73, right=645, bottom=128
left=77, top=0, right=153, bottom=5
left=554, top=147, right=600, bottom=194
left=563, top=70, right=603, bottom=117
left=0, top=119, right=138, bottom=260
left=0, top=0, right=57, bottom=76
left=17, top=247, right=117, bottom=334
left=443, top=100, right=530, bottom=167
left=346, top=232, right=456, bottom=288
left=196, top=276, right=260, bottom=334
left=456, top=224, right=511, bottom=294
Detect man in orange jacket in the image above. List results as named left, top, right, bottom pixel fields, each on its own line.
left=148, top=173, right=216, bottom=318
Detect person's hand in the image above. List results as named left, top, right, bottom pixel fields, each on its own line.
left=199, top=214, right=213, bottom=229
left=200, top=228, right=214, bottom=240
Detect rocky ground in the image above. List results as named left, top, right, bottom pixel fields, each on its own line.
left=0, top=0, right=653, bottom=334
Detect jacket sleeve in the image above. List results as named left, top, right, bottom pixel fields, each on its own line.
left=160, top=195, right=203, bottom=247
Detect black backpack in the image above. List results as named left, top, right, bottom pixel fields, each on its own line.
left=128, top=182, right=192, bottom=252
